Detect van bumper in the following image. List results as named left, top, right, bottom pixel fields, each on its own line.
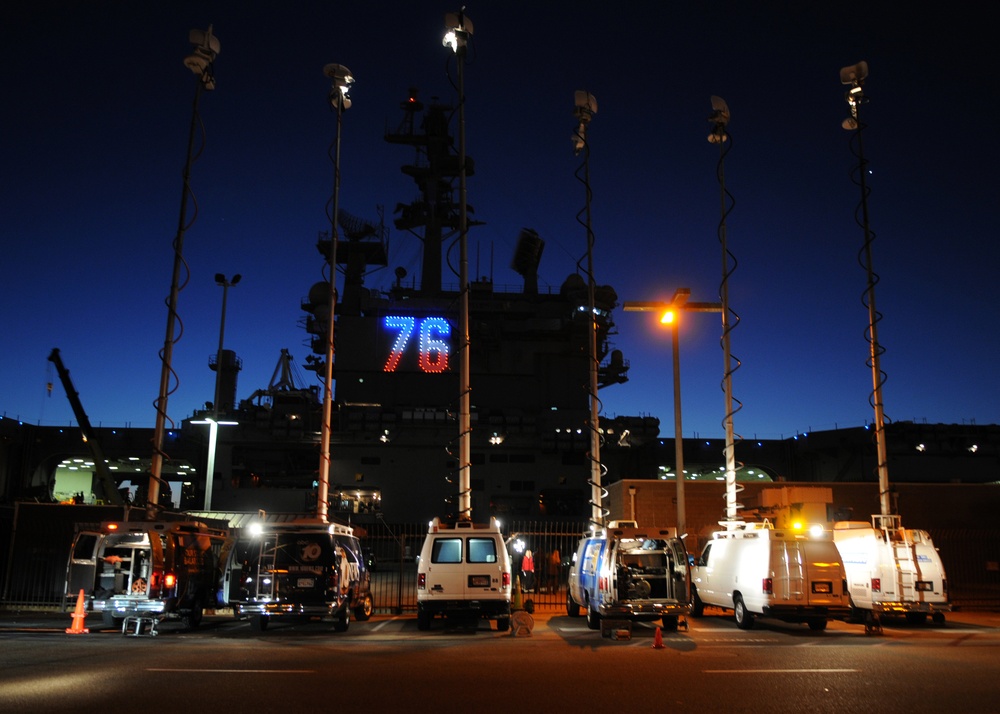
left=873, top=600, right=951, bottom=615
left=236, top=601, right=338, bottom=619
left=762, top=604, right=852, bottom=620
left=600, top=600, right=691, bottom=620
left=417, top=599, right=511, bottom=619
left=107, top=596, right=168, bottom=617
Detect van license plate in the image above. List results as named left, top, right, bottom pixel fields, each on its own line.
left=469, top=575, right=491, bottom=587
left=812, top=582, right=832, bottom=594
left=297, top=577, right=315, bottom=588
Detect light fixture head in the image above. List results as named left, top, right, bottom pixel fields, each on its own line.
left=184, top=26, right=220, bottom=89
left=840, top=61, right=868, bottom=130
left=324, top=63, right=355, bottom=110
left=839, top=61, right=869, bottom=86
left=572, top=90, right=597, bottom=154
left=443, top=10, right=473, bottom=52
left=707, top=95, right=730, bottom=144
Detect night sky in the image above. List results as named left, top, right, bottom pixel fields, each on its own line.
left=2, top=1, right=997, bottom=441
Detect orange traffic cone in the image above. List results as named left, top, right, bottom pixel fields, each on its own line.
left=651, top=625, right=664, bottom=649
left=65, top=589, right=89, bottom=635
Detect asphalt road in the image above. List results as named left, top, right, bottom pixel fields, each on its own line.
left=2, top=609, right=999, bottom=713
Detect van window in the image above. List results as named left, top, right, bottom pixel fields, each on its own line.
left=467, top=538, right=497, bottom=564
left=72, top=534, right=98, bottom=560
left=432, top=538, right=463, bottom=564
left=699, top=543, right=713, bottom=567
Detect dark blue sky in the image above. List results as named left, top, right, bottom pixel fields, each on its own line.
left=2, top=1, right=997, bottom=439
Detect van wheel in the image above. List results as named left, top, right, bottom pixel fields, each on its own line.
left=250, top=614, right=269, bottom=632
left=905, top=613, right=927, bottom=625
left=184, top=603, right=204, bottom=628
left=733, top=595, right=754, bottom=630
left=586, top=604, right=601, bottom=630
left=333, top=605, right=351, bottom=632
left=932, top=612, right=946, bottom=625
left=662, top=615, right=679, bottom=631
left=690, top=586, right=704, bottom=618
left=807, top=618, right=828, bottom=631
left=566, top=591, right=581, bottom=617
left=417, top=607, right=431, bottom=631
left=354, top=593, right=373, bottom=621
left=496, top=616, right=510, bottom=632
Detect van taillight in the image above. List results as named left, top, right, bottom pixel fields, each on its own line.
left=762, top=578, right=773, bottom=595
left=502, top=572, right=510, bottom=588
left=164, top=573, right=177, bottom=589
left=417, top=573, right=426, bottom=590
left=871, top=578, right=881, bottom=593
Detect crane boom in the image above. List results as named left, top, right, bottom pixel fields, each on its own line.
left=47, top=349, right=124, bottom=505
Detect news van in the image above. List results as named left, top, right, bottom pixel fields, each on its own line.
left=690, top=521, right=851, bottom=630
left=566, top=521, right=690, bottom=631
left=226, top=519, right=372, bottom=632
left=416, top=517, right=512, bottom=631
left=833, top=515, right=950, bottom=629
left=65, top=520, right=228, bottom=632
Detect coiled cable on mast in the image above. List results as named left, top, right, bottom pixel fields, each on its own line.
left=148, top=26, right=219, bottom=518
left=709, top=97, right=744, bottom=523
left=573, top=90, right=608, bottom=532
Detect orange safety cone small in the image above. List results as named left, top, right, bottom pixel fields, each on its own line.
left=65, top=589, right=90, bottom=635
left=651, top=625, right=664, bottom=649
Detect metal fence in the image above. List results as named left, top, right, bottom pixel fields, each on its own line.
left=3, top=503, right=998, bottom=612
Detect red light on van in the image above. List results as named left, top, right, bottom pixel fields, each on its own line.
left=417, top=573, right=426, bottom=590
left=871, top=578, right=881, bottom=593
left=106, top=523, right=119, bottom=531
left=762, top=578, right=773, bottom=595
left=502, top=572, right=511, bottom=588
left=164, top=573, right=177, bottom=589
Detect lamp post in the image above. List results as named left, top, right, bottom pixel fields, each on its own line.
left=624, top=290, right=722, bottom=544
left=196, top=272, right=239, bottom=511
left=444, top=10, right=473, bottom=521
left=316, top=63, right=354, bottom=524
left=148, top=26, right=219, bottom=520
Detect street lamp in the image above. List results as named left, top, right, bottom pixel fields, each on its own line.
left=444, top=9, right=473, bottom=521
left=148, top=26, right=220, bottom=520
left=623, top=290, right=722, bottom=545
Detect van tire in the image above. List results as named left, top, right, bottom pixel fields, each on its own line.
left=496, top=616, right=510, bottom=632
left=184, top=602, right=204, bottom=628
left=690, top=586, right=704, bottom=617
left=905, top=613, right=927, bottom=625
left=807, top=618, right=828, bottom=631
left=333, top=605, right=351, bottom=632
left=586, top=603, right=601, bottom=630
left=733, top=595, right=754, bottom=630
left=566, top=591, right=581, bottom=617
left=354, top=592, right=373, bottom=621
left=250, top=614, right=269, bottom=632
left=662, top=615, right=679, bottom=631
left=417, top=607, right=431, bottom=631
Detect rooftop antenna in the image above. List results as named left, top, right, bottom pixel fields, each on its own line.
left=708, top=95, right=744, bottom=528
left=573, top=89, right=606, bottom=533
left=316, top=62, right=354, bottom=524
left=840, top=61, right=891, bottom=518
left=148, top=26, right=220, bottom=520
left=443, top=9, right=474, bottom=521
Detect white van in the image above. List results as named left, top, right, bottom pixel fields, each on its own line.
left=833, top=515, right=950, bottom=627
left=65, top=520, right=228, bottom=632
left=690, top=522, right=851, bottom=630
left=566, top=521, right=690, bottom=631
left=416, top=517, right=511, bottom=631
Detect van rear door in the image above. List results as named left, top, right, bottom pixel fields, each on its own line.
left=65, top=530, right=102, bottom=608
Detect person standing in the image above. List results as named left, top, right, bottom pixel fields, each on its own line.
left=521, top=549, right=535, bottom=593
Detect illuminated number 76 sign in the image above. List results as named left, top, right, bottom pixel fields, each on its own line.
left=383, top=316, right=452, bottom=373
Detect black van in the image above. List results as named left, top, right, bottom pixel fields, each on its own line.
left=226, top=519, right=373, bottom=632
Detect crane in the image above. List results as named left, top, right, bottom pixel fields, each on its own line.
left=47, top=348, right=124, bottom=505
